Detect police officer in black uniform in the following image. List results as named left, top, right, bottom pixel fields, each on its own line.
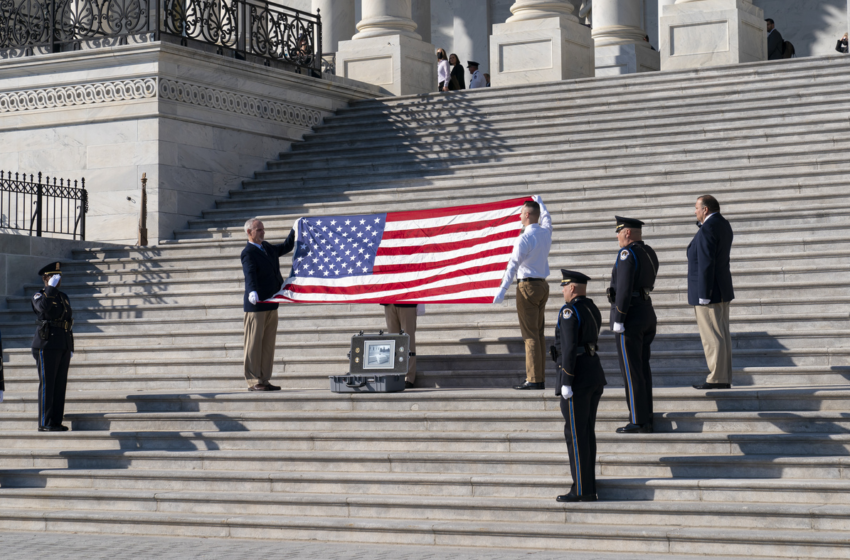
left=608, top=217, right=659, bottom=434
left=551, top=270, right=606, bottom=503
left=31, top=262, right=73, bottom=432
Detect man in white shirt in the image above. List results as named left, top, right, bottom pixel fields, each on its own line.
left=495, top=197, right=553, bottom=390
left=467, top=61, right=487, bottom=89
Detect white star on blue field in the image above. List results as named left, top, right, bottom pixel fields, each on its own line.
left=291, top=214, right=388, bottom=278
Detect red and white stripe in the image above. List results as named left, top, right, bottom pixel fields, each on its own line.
left=265, top=196, right=532, bottom=304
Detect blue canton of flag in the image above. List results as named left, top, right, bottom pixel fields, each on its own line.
left=291, top=213, right=387, bottom=279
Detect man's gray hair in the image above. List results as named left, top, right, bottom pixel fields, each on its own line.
left=244, top=218, right=261, bottom=233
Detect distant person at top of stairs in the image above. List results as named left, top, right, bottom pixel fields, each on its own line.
left=609, top=217, right=659, bottom=434
left=241, top=218, right=295, bottom=392
left=494, top=197, right=553, bottom=390
left=437, top=48, right=450, bottom=92
left=689, top=196, right=735, bottom=391
left=552, top=270, right=606, bottom=504
left=467, top=61, right=486, bottom=89
left=448, top=53, right=465, bottom=90
left=766, top=19, right=785, bottom=60
left=31, top=262, right=74, bottom=432
left=837, top=33, right=849, bottom=54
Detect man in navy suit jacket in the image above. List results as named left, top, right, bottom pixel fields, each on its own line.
left=241, top=218, right=295, bottom=391
left=687, top=195, right=734, bottom=390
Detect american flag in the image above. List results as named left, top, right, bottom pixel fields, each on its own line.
left=263, top=196, right=534, bottom=304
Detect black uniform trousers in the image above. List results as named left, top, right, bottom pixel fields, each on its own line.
left=616, top=303, right=656, bottom=426
left=32, top=348, right=70, bottom=428
left=560, top=385, right=604, bottom=498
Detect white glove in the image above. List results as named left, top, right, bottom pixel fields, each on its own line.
left=493, top=290, right=506, bottom=304
left=561, top=385, right=573, bottom=400
left=248, top=291, right=259, bottom=305
left=698, top=298, right=711, bottom=306
left=613, top=322, right=625, bottom=333
left=48, top=275, right=61, bottom=287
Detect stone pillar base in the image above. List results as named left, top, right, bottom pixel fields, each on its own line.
left=337, top=35, right=437, bottom=96
left=660, top=0, right=765, bottom=71
left=596, top=44, right=660, bottom=76
left=490, top=16, right=594, bottom=87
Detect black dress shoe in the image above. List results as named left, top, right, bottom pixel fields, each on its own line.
left=693, top=382, right=731, bottom=390
left=513, top=381, right=545, bottom=390
left=616, top=422, right=653, bottom=434
left=404, top=381, right=415, bottom=389
left=38, top=425, right=68, bottom=432
left=263, top=383, right=282, bottom=391
left=556, top=492, right=598, bottom=503
left=248, top=384, right=272, bottom=392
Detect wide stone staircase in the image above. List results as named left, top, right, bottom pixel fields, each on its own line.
left=1, top=54, right=849, bottom=556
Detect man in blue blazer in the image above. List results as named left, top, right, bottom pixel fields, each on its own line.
left=241, top=218, right=295, bottom=391
left=687, top=196, right=734, bottom=390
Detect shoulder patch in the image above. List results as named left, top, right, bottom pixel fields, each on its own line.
left=619, top=249, right=630, bottom=261
left=33, top=293, right=42, bottom=300
left=562, top=308, right=573, bottom=319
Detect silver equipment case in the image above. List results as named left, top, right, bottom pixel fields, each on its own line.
left=329, top=331, right=410, bottom=393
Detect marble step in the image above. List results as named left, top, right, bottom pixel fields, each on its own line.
left=0, top=467, right=847, bottom=504
left=0, top=429, right=848, bottom=457
left=266, top=127, right=850, bottom=181
left=0, top=507, right=847, bottom=558
left=1, top=387, right=846, bottom=414
left=0, top=488, right=848, bottom=533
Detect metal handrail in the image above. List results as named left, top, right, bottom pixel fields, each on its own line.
left=0, top=171, right=88, bottom=240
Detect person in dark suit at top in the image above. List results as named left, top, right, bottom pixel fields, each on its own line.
left=448, top=53, right=466, bottom=90
left=837, top=33, right=849, bottom=54
left=551, top=270, right=606, bottom=503
left=688, top=196, right=735, bottom=390
left=241, top=218, right=295, bottom=391
left=766, top=19, right=784, bottom=60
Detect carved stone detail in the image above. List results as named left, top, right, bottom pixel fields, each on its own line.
left=159, top=78, right=323, bottom=128
left=0, top=78, right=157, bottom=113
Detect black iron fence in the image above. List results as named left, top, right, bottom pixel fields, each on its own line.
left=0, top=171, right=88, bottom=240
left=0, top=0, right=322, bottom=71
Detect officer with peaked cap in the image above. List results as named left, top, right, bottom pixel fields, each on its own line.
left=551, top=270, right=606, bottom=503
left=609, top=217, right=659, bottom=434
left=467, top=61, right=487, bottom=89
left=31, top=262, right=74, bottom=432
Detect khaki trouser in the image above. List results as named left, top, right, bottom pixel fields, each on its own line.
left=384, top=305, right=417, bottom=383
left=694, top=302, right=732, bottom=384
left=243, top=309, right=279, bottom=386
left=517, top=280, right=549, bottom=383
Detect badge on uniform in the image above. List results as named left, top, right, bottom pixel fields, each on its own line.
left=562, top=308, right=573, bottom=319
left=33, top=293, right=42, bottom=300
left=620, top=249, right=629, bottom=261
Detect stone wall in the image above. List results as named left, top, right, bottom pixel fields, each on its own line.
left=648, top=0, right=848, bottom=58
left=0, top=43, right=381, bottom=245
left=0, top=233, right=121, bottom=305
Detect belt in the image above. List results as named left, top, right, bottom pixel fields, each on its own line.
left=518, top=278, right=545, bottom=283
left=40, top=319, right=71, bottom=330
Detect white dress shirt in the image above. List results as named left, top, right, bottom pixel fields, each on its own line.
left=469, top=70, right=486, bottom=89
left=497, top=198, right=552, bottom=298
left=438, top=59, right=450, bottom=88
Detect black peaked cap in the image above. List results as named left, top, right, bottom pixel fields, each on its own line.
left=38, top=262, right=62, bottom=276
left=615, top=216, right=644, bottom=232
left=560, top=269, right=591, bottom=286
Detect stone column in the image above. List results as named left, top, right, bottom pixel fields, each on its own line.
left=490, top=0, right=594, bottom=87
left=312, top=0, right=356, bottom=56
left=593, top=0, right=660, bottom=75
left=411, top=0, right=431, bottom=43
left=660, top=0, right=766, bottom=71
left=337, top=0, right=437, bottom=96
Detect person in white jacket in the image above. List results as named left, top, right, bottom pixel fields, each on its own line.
left=437, top=48, right=450, bottom=92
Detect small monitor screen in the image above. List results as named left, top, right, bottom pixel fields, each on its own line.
left=364, top=340, right=395, bottom=369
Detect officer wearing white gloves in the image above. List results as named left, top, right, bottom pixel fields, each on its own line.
left=31, top=262, right=74, bottom=432
left=494, top=196, right=552, bottom=390
left=241, top=218, right=295, bottom=391
left=550, top=270, right=606, bottom=503
left=608, top=217, right=659, bottom=434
